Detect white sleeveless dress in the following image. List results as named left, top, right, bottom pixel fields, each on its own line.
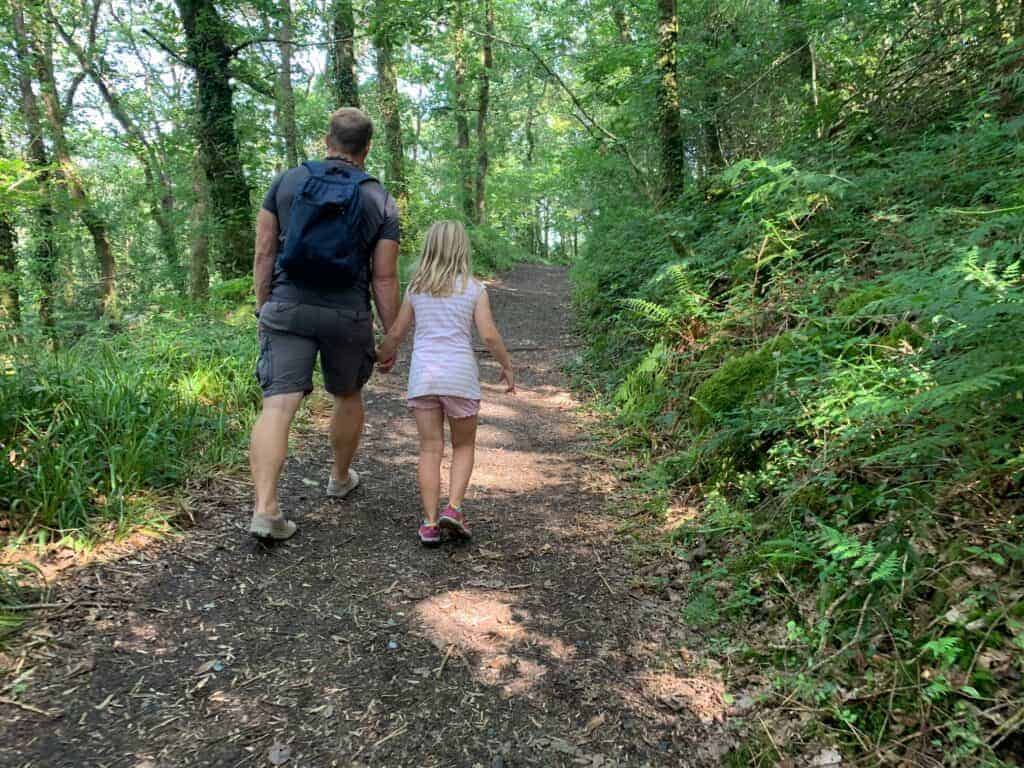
left=407, top=278, right=485, bottom=401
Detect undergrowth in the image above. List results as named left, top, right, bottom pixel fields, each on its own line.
left=0, top=304, right=262, bottom=547
left=572, top=106, right=1024, bottom=765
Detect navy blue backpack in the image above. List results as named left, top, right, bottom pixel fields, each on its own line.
left=278, top=160, right=374, bottom=285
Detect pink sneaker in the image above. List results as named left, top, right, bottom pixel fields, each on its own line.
left=439, top=505, right=471, bottom=539
left=418, top=521, right=441, bottom=546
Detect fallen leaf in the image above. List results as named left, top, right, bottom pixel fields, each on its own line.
left=584, top=712, right=606, bottom=734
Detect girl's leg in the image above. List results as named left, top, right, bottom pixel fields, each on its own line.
left=414, top=407, right=445, bottom=523
left=447, top=415, right=478, bottom=509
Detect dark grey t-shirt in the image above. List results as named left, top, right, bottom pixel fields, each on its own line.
left=261, top=158, right=401, bottom=310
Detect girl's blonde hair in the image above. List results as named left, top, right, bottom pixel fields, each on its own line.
left=408, top=221, right=472, bottom=297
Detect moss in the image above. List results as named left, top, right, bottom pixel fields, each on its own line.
left=835, top=283, right=893, bottom=316
left=878, top=320, right=926, bottom=350
left=690, top=334, right=792, bottom=428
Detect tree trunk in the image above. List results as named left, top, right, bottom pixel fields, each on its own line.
left=656, top=0, right=686, bottom=200
left=276, top=0, right=300, bottom=168
left=190, top=153, right=211, bottom=301
left=473, top=0, right=493, bottom=225
left=780, top=0, right=813, bottom=83
left=453, top=0, right=474, bottom=221
left=613, top=8, right=632, bottom=43
left=53, top=20, right=182, bottom=289
left=702, top=89, right=725, bottom=171
left=33, top=6, right=116, bottom=316
left=12, top=0, right=57, bottom=330
left=0, top=180, right=18, bottom=328
left=374, top=1, right=407, bottom=208
left=176, top=0, right=253, bottom=279
left=330, top=0, right=359, bottom=107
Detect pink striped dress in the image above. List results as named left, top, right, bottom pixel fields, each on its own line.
left=407, top=278, right=485, bottom=401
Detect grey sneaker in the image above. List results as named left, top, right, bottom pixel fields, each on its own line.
left=249, top=514, right=297, bottom=541
left=326, top=468, right=360, bottom=499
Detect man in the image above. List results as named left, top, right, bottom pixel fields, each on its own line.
left=249, top=108, right=400, bottom=540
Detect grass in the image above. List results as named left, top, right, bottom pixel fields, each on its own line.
left=0, top=305, right=262, bottom=547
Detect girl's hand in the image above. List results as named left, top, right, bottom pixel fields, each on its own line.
left=500, top=366, right=516, bottom=394
left=375, top=345, right=396, bottom=372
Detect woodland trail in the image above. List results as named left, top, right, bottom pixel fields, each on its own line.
left=0, top=265, right=733, bottom=768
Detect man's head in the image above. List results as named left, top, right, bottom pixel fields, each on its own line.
left=326, top=108, right=373, bottom=163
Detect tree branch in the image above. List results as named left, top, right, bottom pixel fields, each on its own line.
left=140, top=27, right=189, bottom=66
left=469, top=29, right=652, bottom=202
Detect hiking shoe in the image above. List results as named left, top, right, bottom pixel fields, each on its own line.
left=418, top=521, right=441, bottom=546
left=326, top=468, right=360, bottom=499
left=439, top=505, right=471, bottom=539
left=249, top=514, right=297, bottom=541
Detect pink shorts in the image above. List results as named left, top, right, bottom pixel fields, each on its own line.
left=407, top=395, right=480, bottom=419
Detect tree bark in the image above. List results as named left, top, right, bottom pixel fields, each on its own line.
left=330, top=0, right=359, bottom=107
left=656, top=0, right=686, bottom=200
left=780, top=0, right=813, bottom=83
left=613, top=7, right=632, bottom=43
left=374, top=0, right=407, bottom=208
left=53, top=19, right=181, bottom=288
left=190, top=153, right=211, bottom=301
left=473, top=0, right=493, bottom=225
left=33, top=4, right=116, bottom=316
left=276, top=0, right=300, bottom=168
left=12, top=1, right=57, bottom=330
left=0, top=141, right=18, bottom=328
left=453, top=0, right=474, bottom=221
left=176, top=0, right=253, bottom=279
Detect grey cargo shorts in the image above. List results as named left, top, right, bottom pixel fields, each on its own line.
left=256, top=301, right=375, bottom=397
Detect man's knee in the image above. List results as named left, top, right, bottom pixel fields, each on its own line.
left=261, top=392, right=304, bottom=418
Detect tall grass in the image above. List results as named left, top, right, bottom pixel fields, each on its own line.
left=0, top=310, right=261, bottom=543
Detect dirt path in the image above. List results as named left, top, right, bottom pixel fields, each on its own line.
left=0, top=265, right=732, bottom=768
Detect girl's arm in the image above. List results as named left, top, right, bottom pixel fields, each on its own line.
left=473, top=289, right=516, bottom=393
left=376, top=298, right=414, bottom=364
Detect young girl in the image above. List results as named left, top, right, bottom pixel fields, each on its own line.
left=376, top=221, right=515, bottom=545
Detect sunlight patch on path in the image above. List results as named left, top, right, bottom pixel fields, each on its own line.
left=415, top=589, right=574, bottom=696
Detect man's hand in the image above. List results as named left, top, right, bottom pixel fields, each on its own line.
left=376, top=354, right=397, bottom=374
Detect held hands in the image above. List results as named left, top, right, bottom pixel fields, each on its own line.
left=500, top=366, right=516, bottom=394
left=375, top=344, right=396, bottom=374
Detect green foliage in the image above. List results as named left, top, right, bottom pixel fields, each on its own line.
left=574, top=104, right=1024, bottom=765
left=0, top=313, right=261, bottom=542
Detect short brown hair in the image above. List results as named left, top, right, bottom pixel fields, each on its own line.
left=327, top=108, right=373, bottom=155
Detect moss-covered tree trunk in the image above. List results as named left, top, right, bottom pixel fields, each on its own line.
left=12, top=0, right=56, bottom=330
left=656, top=0, right=686, bottom=200
left=453, top=0, right=474, bottom=221
left=55, top=21, right=181, bottom=287
left=33, top=14, right=117, bottom=317
left=176, top=0, right=253, bottom=279
left=473, top=0, right=493, bottom=225
left=276, top=0, right=300, bottom=168
left=780, top=0, right=813, bottom=82
left=330, top=0, right=359, bottom=108
left=374, top=0, right=406, bottom=208
left=190, top=153, right=211, bottom=301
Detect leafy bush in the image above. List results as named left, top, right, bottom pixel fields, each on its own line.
left=0, top=312, right=261, bottom=542
left=573, top=109, right=1024, bottom=764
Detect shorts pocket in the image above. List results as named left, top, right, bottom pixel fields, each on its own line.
left=256, top=329, right=273, bottom=389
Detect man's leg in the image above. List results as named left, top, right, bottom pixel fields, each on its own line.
left=250, top=392, right=305, bottom=521
left=329, top=391, right=364, bottom=485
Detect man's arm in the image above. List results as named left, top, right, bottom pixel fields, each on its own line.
left=254, top=209, right=278, bottom=309
left=371, top=238, right=400, bottom=333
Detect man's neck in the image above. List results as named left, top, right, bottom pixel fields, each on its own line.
left=325, top=153, right=363, bottom=168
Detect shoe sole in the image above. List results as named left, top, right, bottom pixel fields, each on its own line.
left=249, top=520, right=297, bottom=541
left=438, top=517, right=471, bottom=539
left=419, top=536, right=441, bottom=547
left=326, top=473, right=360, bottom=499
